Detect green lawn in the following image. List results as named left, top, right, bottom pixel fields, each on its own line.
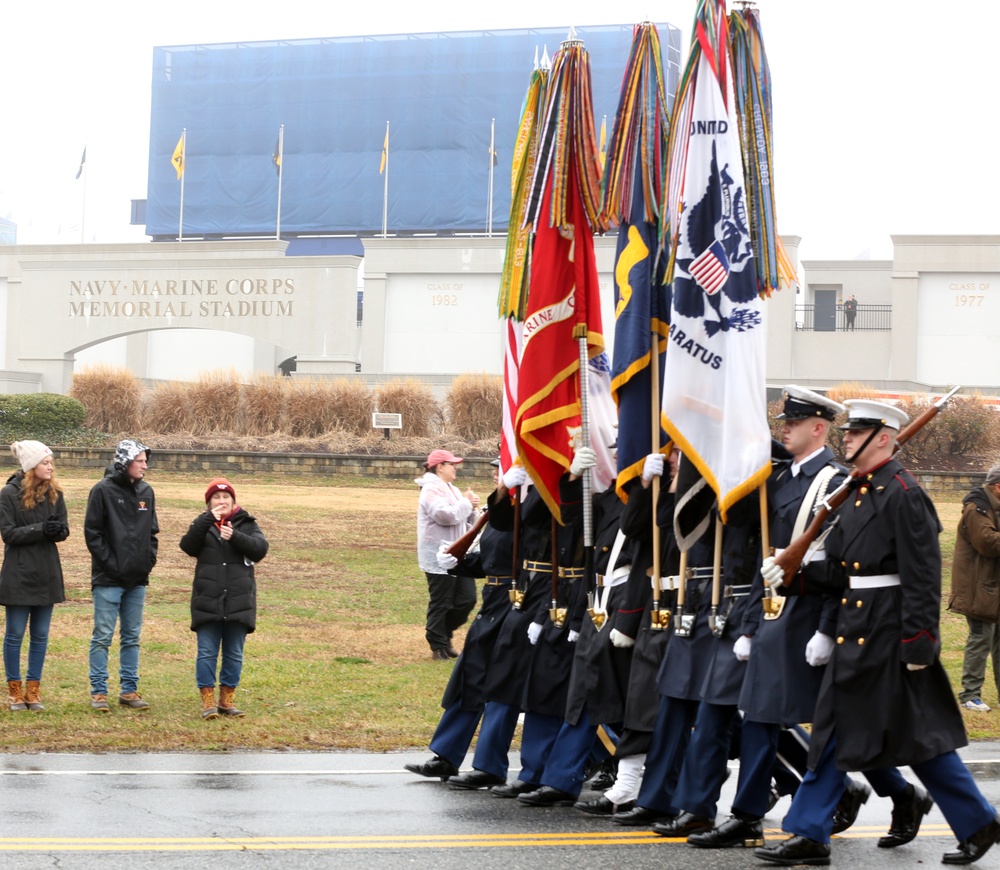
left=0, top=468, right=992, bottom=752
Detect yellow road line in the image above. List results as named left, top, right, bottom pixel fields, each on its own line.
left=0, top=826, right=956, bottom=852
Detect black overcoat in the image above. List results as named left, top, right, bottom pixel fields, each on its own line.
left=0, top=472, right=68, bottom=606
left=809, top=458, right=967, bottom=770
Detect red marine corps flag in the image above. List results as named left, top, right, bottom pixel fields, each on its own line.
left=662, top=0, right=770, bottom=540
left=515, top=34, right=605, bottom=523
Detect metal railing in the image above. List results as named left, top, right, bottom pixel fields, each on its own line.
left=795, top=303, right=892, bottom=332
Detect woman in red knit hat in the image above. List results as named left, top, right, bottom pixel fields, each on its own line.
left=180, top=478, right=268, bottom=719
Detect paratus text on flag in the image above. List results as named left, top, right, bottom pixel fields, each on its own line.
left=661, top=4, right=770, bottom=531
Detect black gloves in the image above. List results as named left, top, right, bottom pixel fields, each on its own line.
left=42, top=517, right=63, bottom=540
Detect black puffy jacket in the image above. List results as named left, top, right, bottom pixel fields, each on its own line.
left=180, top=507, right=268, bottom=632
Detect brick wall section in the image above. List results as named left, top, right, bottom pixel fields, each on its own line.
left=45, top=448, right=987, bottom=497
left=49, top=448, right=497, bottom=482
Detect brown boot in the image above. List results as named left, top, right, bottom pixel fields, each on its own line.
left=200, top=686, right=219, bottom=720
left=218, top=685, right=245, bottom=717
left=7, top=680, right=26, bottom=712
left=24, top=680, right=44, bottom=712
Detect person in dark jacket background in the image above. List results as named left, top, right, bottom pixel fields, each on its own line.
left=0, top=440, right=68, bottom=712
left=949, top=465, right=1000, bottom=713
left=84, top=439, right=158, bottom=712
left=180, top=478, right=268, bottom=720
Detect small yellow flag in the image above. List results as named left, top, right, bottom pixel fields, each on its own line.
left=379, top=127, right=388, bottom=175
left=171, top=133, right=185, bottom=180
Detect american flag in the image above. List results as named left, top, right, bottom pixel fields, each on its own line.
left=689, top=239, right=730, bottom=296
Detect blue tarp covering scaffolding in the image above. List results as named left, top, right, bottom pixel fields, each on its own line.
left=146, top=25, right=681, bottom=239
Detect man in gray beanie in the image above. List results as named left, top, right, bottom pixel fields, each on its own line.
left=948, top=464, right=1000, bottom=713
left=83, top=439, right=159, bottom=712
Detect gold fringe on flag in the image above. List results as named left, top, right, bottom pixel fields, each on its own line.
left=498, top=65, right=549, bottom=320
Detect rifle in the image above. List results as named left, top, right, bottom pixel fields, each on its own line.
left=774, top=386, right=961, bottom=583
left=445, top=507, right=489, bottom=563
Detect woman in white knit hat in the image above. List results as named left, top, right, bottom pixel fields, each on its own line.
left=0, top=441, right=68, bottom=712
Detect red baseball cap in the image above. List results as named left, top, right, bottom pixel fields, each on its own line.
left=426, top=449, right=463, bottom=468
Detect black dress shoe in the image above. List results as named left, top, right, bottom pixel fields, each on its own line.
left=652, top=811, right=714, bottom=838
left=491, top=779, right=538, bottom=799
left=446, top=645, right=460, bottom=658
left=878, top=783, right=934, bottom=848
left=403, top=755, right=459, bottom=780
left=518, top=785, right=577, bottom=807
left=574, top=795, right=635, bottom=816
left=585, top=759, right=617, bottom=791
left=612, top=806, right=672, bottom=826
left=831, top=778, right=871, bottom=834
left=687, top=815, right=764, bottom=848
left=448, top=769, right=506, bottom=790
left=430, top=649, right=450, bottom=661
left=942, top=815, right=1000, bottom=865
left=754, top=835, right=831, bottom=866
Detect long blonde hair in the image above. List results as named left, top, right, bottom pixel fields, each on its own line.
left=20, top=468, right=62, bottom=511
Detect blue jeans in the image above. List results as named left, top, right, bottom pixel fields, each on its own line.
left=196, top=621, right=248, bottom=688
left=4, top=605, right=54, bottom=682
left=89, top=585, right=146, bottom=695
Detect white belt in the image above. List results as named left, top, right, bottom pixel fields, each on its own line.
left=597, top=565, right=631, bottom=589
left=652, top=574, right=678, bottom=592
left=849, top=574, right=901, bottom=589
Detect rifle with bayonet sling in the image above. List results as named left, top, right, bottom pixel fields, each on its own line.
left=773, top=386, right=961, bottom=583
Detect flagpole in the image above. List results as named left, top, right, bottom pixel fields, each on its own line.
left=649, top=329, right=666, bottom=629
left=178, top=128, right=186, bottom=242
left=381, top=121, right=390, bottom=238
left=575, top=325, right=594, bottom=613
left=275, top=124, right=284, bottom=241
left=487, top=118, right=495, bottom=237
left=80, top=156, right=87, bottom=245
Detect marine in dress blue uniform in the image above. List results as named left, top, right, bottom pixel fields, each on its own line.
left=757, top=400, right=1000, bottom=867
left=694, top=387, right=912, bottom=849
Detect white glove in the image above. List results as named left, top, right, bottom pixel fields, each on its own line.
left=906, top=663, right=929, bottom=672
left=569, top=446, right=598, bottom=476
left=610, top=629, right=635, bottom=649
left=436, top=543, right=459, bottom=570
left=503, top=465, right=527, bottom=489
left=641, top=453, right=665, bottom=482
left=527, top=622, right=543, bottom=645
left=733, top=635, right=752, bottom=661
left=805, top=631, right=835, bottom=667
left=567, top=630, right=580, bottom=643
left=760, top=555, right=785, bottom=588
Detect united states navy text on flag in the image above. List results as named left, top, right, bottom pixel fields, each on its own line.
left=662, top=0, right=770, bottom=534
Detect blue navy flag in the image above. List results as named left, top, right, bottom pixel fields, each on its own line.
left=610, top=178, right=670, bottom=500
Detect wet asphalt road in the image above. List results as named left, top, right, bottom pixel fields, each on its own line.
left=1, top=745, right=1000, bottom=869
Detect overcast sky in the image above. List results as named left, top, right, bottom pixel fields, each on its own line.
left=2, top=0, right=996, bottom=262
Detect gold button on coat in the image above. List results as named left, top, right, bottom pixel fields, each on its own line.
left=837, top=637, right=844, bottom=644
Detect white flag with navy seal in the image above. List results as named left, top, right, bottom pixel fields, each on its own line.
left=662, top=34, right=770, bottom=534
